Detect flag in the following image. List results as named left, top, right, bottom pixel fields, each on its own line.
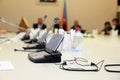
left=62, top=0, right=68, bottom=31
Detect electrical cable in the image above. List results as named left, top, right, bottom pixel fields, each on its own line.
left=104, top=64, right=120, bottom=73
left=57, top=57, right=104, bottom=72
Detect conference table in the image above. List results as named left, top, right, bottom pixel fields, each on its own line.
left=0, top=33, right=120, bottom=80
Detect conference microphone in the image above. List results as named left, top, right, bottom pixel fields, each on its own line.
left=43, top=15, right=47, bottom=23
left=44, top=15, right=47, bottom=20
left=14, top=49, right=31, bottom=52
left=54, top=17, right=60, bottom=24
left=50, top=17, right=60, bottom=31
left=14, top=49, right=42, bottom=52
left=24, top=38, right=38, bottom=44
left=22, top=42, right=45, bottom=50
left=22, top=30, right=50, bottom=50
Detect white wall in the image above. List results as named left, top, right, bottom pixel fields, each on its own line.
left=0, top=0, right=117, bottom=32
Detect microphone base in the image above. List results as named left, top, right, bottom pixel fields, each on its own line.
left=24, top=39, right=38, bottom=44
left=28, top=51, right=62, bottom=63
left=23, top=43, right=45, bottom=50
left=21, top=35, right=30, bottom=41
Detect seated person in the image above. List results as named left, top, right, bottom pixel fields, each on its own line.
left=33, top=17, right=46, bottom=30
left=54, top=20, right=65, bottom=34
left=54, top=19, right=66, bottom=32
left=99, top=21, right=112, bottom=35
left=71, top=20, right=85, bottom=33
left=0, top=28, right=8, bottom=35
left=112, top=18, right=120, bottom=35
left=22, top=17, right=47, bottom=41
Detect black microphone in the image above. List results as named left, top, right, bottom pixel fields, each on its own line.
left=14, top=49, right=18, bottom=51
left=54, top=17, right=60, bottom=24
left=44, top=15, right=47, bottom=20
left=14, top=49, right=41, bottom=52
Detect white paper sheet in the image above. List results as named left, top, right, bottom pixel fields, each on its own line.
left=10, top=32, right=26, bottom=42
left=0, top=61, right=14, bottom=71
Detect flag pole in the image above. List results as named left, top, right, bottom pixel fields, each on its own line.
left=62, top=0, right=68, bottom=31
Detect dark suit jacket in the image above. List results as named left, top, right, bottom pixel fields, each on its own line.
left=102, top=26, right=112, bottom=35
left=71, top=25, right=82, bottom=30
left=71, top=25, right=86, bottom=33
left=33, top=23, right=46, bottom=30
left=53, top=24, right=66, bottom=32
left=115, top=25, right=120, bottom=35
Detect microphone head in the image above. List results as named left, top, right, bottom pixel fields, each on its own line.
left=44, top=15, right=47, bottom=19
left=14, top=49, right=17, bottom=51
left=54, top=17, right=60, bottom=24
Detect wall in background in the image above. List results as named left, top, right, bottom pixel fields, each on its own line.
left=0, top=0, right=117, bottom=32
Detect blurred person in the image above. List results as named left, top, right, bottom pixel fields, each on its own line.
left=71, top=20, right=85, bottom=33
left=99, top=21, right=112, bottom=35
left=33, top=17, right=46, bottom=30
left=54, top=20, right=65, bottom=34
left=21, top=17, right=47, bottom=41
left=112, top=18, right=120, bottom=35
left=53, top=19, right=66, bottom=32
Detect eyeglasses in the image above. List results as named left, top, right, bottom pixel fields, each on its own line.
left=63, top=57, right=91, bottom=66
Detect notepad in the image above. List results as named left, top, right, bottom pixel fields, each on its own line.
left=10, top=32, right=26, bottom=42
left=0, top=61, right=14, bottom=71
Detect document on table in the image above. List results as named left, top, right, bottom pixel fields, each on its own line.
left=0, top=61, right=14, bottom=71
left=10, top=32, right=26, bottom=42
